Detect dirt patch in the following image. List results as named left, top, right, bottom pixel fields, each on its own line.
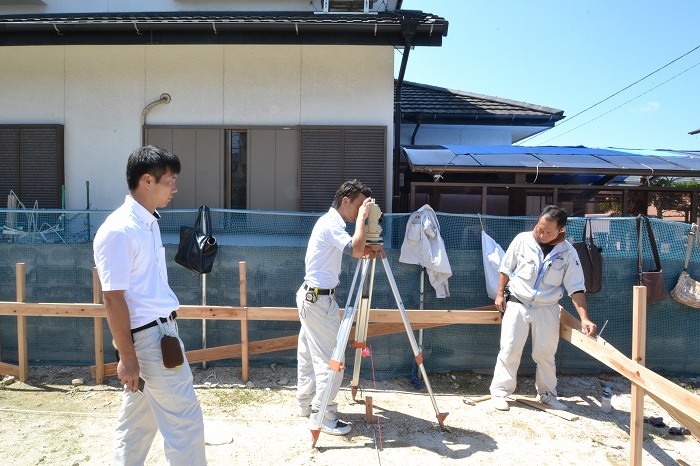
left=0, top=365, right=698, bottom=465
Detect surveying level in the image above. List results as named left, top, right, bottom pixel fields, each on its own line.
left=365, top=200, right=383, bottom=244
left=309, top=201, right=448, bottom=447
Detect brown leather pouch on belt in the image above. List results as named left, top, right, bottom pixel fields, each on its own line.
left=160, top=335, right=184, bottom=368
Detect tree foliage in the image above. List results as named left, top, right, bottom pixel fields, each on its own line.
left=648, top=177, right=700, bottom=222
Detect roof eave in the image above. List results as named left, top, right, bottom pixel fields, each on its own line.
left=0, top=12, right=448, bottom=46
left=400, top=113, right=564, bottom=127
left=410, top=166, right=691, bottom=177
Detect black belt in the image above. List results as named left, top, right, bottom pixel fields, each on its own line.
left=507, top=295, right=523, bottom=304
left=131, top=311, right=177, bottom=334
left=303, top=283, right=335, bottom=295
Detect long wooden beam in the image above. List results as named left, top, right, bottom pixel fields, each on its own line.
left=0, top=302, right=106, bottom=316
left=90, top=322, right=447, bottom=378
left=1, top=300, right=500, bottom=382
left=0, top=303, right=501, bottom=324
left=559, top=307, right=700, bottom=440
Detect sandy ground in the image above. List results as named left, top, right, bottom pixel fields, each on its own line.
left=0, top=365, right=698, bottom=466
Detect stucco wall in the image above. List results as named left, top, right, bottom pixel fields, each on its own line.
left=400, top=123, right=513, bottom=146
left=0, top=0, right=393, bottom=14
left=0, top=44, right=394, bottom=209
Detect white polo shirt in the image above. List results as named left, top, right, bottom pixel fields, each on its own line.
left=304, top=207, right=352, bottom=289
left=499, top=231, right=585, bottom=306
left=93, top=195, right=179, bottom=329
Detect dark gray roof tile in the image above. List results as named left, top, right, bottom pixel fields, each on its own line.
left=398, top=81, right=564, bottom=126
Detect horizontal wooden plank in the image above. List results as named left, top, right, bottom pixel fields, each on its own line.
left=177, top=305, right=248, bottom=320
left=0, top=302, right=502, bottom=325
left=0, top=302, right=105, bottom=316
left=91, top=322, right=448, bottom=378
left=366, top=308, right=501, bottom=324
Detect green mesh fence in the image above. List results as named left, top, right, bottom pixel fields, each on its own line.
left=1, top=209, right=699, bottom=380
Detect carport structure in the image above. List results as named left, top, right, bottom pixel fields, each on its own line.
left=400, top=144, right=700, bottom=219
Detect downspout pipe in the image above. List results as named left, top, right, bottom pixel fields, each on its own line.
left=141, top=93, right=171, bottom=146
left=410, top=119, right=421, bottom=145
left=393, top=18, right=417, bottom=212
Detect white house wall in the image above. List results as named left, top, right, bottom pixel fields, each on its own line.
left=0, top=0, right=398, bottom=14
left=0, top=44, right=394, bottom=209
left=400, top=124, right=513, bottom=146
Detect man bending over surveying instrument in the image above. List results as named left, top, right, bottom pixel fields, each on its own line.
left=295, top=179, right=378, bottom=436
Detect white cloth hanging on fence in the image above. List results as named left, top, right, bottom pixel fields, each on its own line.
left=399, top=204, right=452, bottom=298
left=481, top=230, right=505, bottom=300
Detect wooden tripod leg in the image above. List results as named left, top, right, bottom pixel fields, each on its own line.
left=310, top=258, right=368, bottom=448
left=351, top=258, right=376, bottom=399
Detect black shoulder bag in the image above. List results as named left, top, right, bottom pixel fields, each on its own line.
left=572, top=218, right=603, bottom=293
left=174, top=205, right=218, bottom=274
left=636, top=215, right=667, bottom=303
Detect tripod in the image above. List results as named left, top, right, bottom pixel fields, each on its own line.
left=309, top=246, right=448, bottom=447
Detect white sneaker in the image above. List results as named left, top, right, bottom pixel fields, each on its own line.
left=309, top=411, right=352, bottom=436
left=492, top=396, right=510, bottom=411
left=321, top=418, right=352, bottom=436
left=538, top=392, right=568, bottom=410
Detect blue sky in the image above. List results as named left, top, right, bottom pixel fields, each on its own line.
left=395, top=1, right=700, bottom=150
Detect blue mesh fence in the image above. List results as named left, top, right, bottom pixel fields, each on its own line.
left=1, top=208, right=699, bottom=379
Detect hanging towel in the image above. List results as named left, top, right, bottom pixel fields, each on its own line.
left=481, top=230, right=505, bottom=300
left=399, top=204, right=452, bottom=298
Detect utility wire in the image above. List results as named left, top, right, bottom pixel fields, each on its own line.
left=537, top=59, right=700, bottom=144
left=519, top=43, right=700, bottom=145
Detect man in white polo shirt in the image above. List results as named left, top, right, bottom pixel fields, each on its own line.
left=93, top=145, right=206, bottom=465
left=296, top=179, right=374, bottom=436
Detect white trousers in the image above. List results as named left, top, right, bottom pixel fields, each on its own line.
left=489, top=301, right=561, bottom=398
left=296, top=285, right=343, bottom=421
left=114, top=320, right=206, bottom=466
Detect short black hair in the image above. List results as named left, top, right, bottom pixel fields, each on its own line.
left=126, top=145, right=181, bottom=191
left=539, top=205, right=568, bottom=228
left=331, top=179, right=372, bottom=209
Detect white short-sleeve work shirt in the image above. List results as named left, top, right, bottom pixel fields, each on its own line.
left=303, top=207, right=352, bottom=289
left=93, top=195, right=179, bottom=329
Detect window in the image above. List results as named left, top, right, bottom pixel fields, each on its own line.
left=0, top=125, right=64, bottom=208
left=227, top=131, right=248, bottom=209
left=299, top=127, right=386, bottom=212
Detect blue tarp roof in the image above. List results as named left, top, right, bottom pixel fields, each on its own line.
left=402, top=144, right=700, bottom=176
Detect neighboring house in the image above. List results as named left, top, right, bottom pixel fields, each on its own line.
left=394, top=84, right=700, bottom=219
left=0, top=0, right=448, bottom=212
left=400, top=144, right=700, bottom=218
left=395, top=81, right=565, bottom=211
left=398, top=81, right=564, bottom=146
